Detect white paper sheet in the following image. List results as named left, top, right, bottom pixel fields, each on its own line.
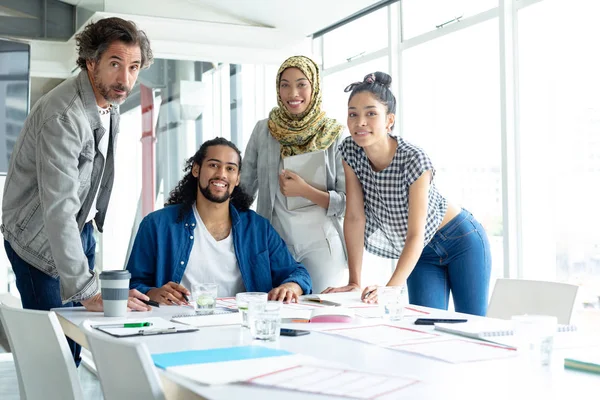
left=393, top=339, right=517, bottom=363
left=172, top=312, right=241, bottom=327
left=248, top=364, right=418, bottom=399
left=324, top=324, right=440, bottom=346
left=168, top=354, right=310, bottom=385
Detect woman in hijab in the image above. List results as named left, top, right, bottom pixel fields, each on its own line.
left=241, top=55, right=347, bottom=293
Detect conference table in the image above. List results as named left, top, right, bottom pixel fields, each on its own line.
left=54, top=293, right=600, bottom=400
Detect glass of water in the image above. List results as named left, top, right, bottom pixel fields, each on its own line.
left=378, top=286, right=407, bottom=321
left=236, top=292, right=268, bottom=328
left=248, top=300, right=282, bottom=341
left=191, top=283, right=218, bottom=315
left=512, top=314, right=557, bottom=366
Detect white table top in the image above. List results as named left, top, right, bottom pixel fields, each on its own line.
left=54, top=295, right=600, bottom=400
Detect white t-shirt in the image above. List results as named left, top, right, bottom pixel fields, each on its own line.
left=181, top=204, right=245, bottom=297
left=85, top=107, right=111, bottom=222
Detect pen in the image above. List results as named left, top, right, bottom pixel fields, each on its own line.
left=362, top=290, right=376, bottom=300
left=140, top=327, right=178, bottom=335
left=100, top=322, right=153, bottom=328
left=140, top=299, right=160, bottom=308
left=182, top=293, right=189, bottom=303
left=306, top=298, right=341, bottom=307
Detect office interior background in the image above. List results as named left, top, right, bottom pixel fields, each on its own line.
left=0, top=0, right=598, bottom=323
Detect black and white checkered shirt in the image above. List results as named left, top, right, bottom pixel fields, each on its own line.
left=339, top=135, right=448, bottom=259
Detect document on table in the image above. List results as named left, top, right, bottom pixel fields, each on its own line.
left=353, top=306, right=431, bottom=319
left=171, top=311, right=241, bottom=327
left=393, top=339, right=517, bottom=363
left=91, top=317, right=197, bottom=337
left=152, top=345, right=310, bottom=385
left=248, top=365, right=419, bottom=399
left=324, top=324, right=440, bottom=347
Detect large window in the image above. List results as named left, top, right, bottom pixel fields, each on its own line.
left=401, top=0, right=497, bottom=39
left=322, top=8, right=388, bottom=69
left=519, top=0, right=600, bottom=317
left=402, top=19, right=503, bottom=285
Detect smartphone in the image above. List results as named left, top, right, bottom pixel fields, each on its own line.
left=414, top=318, right=468, bottom=325
left=280, top=328, right=310, bottom=336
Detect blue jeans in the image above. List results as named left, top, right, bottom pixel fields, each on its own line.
left=407, top=209, right=491, bottom=316
left=4, top=221, right=96, bottom=366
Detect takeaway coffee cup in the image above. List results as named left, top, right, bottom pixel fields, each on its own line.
left=99, top=270, right=131, bottom=317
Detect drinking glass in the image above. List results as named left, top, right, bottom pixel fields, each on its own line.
left=378, top=286, right=408, bottom=321
left=248, top=300, right=282, bottom=341
left=512, top=314, right=557, bottom=366
left=191, top=283, right=218, bottom=315
left=236, top=292, right=268, bottom=328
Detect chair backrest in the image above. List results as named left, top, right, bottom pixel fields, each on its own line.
left=82, top=321, right=165, bottom=400
left=487, top=278, right=579, bottom=325
left=0, top=303, right=83, bottom=400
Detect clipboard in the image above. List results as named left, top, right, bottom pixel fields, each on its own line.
left=92, top=317, right=199, bottom=337
left=282, top=150, right=327, bottom=211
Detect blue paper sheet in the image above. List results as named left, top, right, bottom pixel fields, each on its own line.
left=152, top=345, right=294, bottom=369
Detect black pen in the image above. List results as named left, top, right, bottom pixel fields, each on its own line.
left=362, top=289, right=376, bottom=300
left=140, top=299, right=160, bottom=308
left=182, top=293, right=189, bottom=303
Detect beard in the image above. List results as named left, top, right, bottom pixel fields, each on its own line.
left=199, top=179, right=231, bottom=204
left=93, top=70, right=131, bottom=105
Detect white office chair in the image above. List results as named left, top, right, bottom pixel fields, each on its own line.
left=0, top=303, right=84, bottom=400
left=487, top=278, right=579, bottom=325
left=81, top=321, right=166, bottom=400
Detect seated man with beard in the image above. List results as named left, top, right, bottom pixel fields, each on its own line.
left=126, top=137, right=312, bottom=303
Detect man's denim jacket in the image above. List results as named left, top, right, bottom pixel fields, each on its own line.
left=127, top=203, right=313, bottom=296
left=1, top=70, right=119, bottom=302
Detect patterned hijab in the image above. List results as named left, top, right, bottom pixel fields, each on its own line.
left=269, top=55, right=344, bottom=158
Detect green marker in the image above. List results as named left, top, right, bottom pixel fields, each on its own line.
left=100, top=322, right=153, bottom=328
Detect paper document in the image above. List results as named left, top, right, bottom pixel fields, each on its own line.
left=394, top=339, right=516, bottom=363
left=282, top=150, right=327, bottom=210
left=434, top=320, right=577, bottom=339
left=91, top=317, right=197, bottom=337
left=171, top=311, right=241, bottom=327
left=248, top=365, right=419, bottom=399
left=152, top=346, right=306, bottom=385
left=324, top=324, right=440, bottom=347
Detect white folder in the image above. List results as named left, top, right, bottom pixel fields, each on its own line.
left=282, top=150, right=327, bottom=211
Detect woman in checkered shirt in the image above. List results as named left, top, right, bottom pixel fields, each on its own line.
left=323, top=72, right=491, bottom=316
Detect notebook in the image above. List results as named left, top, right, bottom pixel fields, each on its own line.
left=434, top=320, right=577, bottom=339
left=282, top=150, right=327, bottom=210
left=564, top=355, right=600, bottom=375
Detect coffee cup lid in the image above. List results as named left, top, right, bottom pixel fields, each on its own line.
left=99, top=270, right=131, bottom=280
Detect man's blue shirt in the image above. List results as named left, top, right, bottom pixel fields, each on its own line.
left=127, top=203, right=312, bottom=295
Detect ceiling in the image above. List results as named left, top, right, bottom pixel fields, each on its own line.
left=11, top=0, right=380, bottom=78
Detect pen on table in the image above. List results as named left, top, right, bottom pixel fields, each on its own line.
left=362, top=290, right=375, bottom=300
left=140, top=299, right=160, bottom=308
left=100, top=322, right=153, bottom=328
left=305, top=298, right=341, bottom=307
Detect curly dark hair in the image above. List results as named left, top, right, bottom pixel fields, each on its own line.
left=166, top=137, right=254, bottom=221
left=75, top=17, right=154, bottom=71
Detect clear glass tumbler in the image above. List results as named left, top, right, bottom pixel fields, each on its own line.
left=248, top=300, right=282, bottom=341
left=378, top=286, right=408, bottom=321
left=191, top=283, right=218, bottom=315
left=236, top=292, right=268, bottom=328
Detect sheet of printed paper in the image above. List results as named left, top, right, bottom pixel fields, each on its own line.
left=353, top=306, right=430, bottom=319
left=248, top=365, right=418, bottom=399
left=392, top=339, right=517, bottom=363
left=324, top=324, right=440, bottom=347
